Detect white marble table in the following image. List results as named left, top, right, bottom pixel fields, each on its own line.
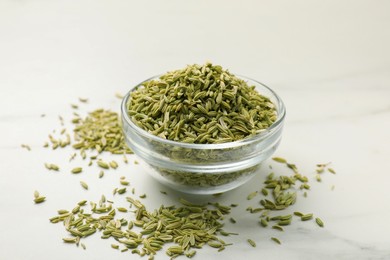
left=1, top=0, right=390, bottom=259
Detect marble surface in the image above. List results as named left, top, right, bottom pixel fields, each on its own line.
left=1, top=0, right=390, bottom=259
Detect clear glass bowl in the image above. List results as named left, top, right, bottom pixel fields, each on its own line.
left=121, top=76, right=286, bottom=194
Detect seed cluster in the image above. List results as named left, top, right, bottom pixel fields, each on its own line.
left=243, top=157, right=331, bottom=244
left=72, top=109, right=132, bottom=155
left=127, top=62, right=277, bottom=144
left=50, top=196, right=233, bottom=258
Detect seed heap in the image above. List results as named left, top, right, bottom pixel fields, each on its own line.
left=245, top=157, right=329, bottom=244
left=127, top=62, right=277, bottom=144
left=72, top=109, right=132, bottom=154
left=50, top=196, right=232, bottom=258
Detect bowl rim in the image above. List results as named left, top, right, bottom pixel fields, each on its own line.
left=121, top=75, right=286, bottom=150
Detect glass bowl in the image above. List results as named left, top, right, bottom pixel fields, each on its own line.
left=121, top=75, right=286, bottom=194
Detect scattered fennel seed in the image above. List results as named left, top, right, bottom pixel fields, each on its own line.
left=80, top=243, right=86, bottom=250
left=271, top=237, right=281, bottom=245
left=97, top=161, right=109, bottom=169
left=328, top=168, right=336, bottom=174
left=315, top=217, right=324, bottom=227
left=293, top=212, right=304, bottom=217
left=34, top=190, right=39, bottom=199
left=260, top=218, right=268, bottom=227
left=34, top=196, right=46, bottom=204
left=247, top=191, right=257, bottom=200
left=229, top=217, right=236, bottom=224
left=109, top=161, right=118, bottom=169
left=71, top=167, right=82, bottom=174
left=272, top=225, right=284, bottom=232
left=139, top=194, right=146, bottom=199
left=78, top=97, right=88, bottom=103
left=247, top=239, right=256, bottom=247
left=117, top=188, right=126, bottom=195
left=21, top=144, right=31, bottom=151
left=134, top=160, right=139, bottom=165
left=272, top=157, right=287, bottom=163
left=111, top=244, right=119, bottom=249
left=120, top=180, right=129, bottom=186
left=99, top=171, right=104, bottom=178
left=80, top=181, right=88, bottom=190
left=45, top=163, right=59, bottom=171
left=301, top=214, right=313, bottom=221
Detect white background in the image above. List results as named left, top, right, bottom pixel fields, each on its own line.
left=1, top=0, right=390, bottom=259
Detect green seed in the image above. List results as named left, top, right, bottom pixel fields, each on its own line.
left=63, top=237, right=77, bottom=243
left=315, top=217, right=324, bottom=227
left=80, top=243, right=86, bottom=250
left=117, top=207, right=128, bottom=213
left=272, top=157, right=287, bottom=163
left=293, top=211, right=304, bottom=217
left=71, top=167, right=82, bottom=174
left=99, top=171, right=104, bottom=178
left=260, top=218, right=268, bottom=227
left=272, top=225, right=284, bottom=231
left=117, top=188, right=126, bottom=195
left=80, top=181, right=88, bottom=190
left=97, top=161, right=109, bottom=169
left=328, top=168, right=336, bottom=174
left=229, top=217, right=236, bottom=224
left=111, top=244, right=119, bottom=249
left=139, top=194, right=146, bottom=199
left=247, top=191, right=257, bottom=200
left=21, top=144, right=31, bottom=151
left=34, top=196, right=46, bottom=204
left=247, top=239, right=256, bottom=247
left=301, top=214, right=313, bottom=221
left=271, top=237, right=281, bottom=245
left=109, top=161, right=118, bottom=169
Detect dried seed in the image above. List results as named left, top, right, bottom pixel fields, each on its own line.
left=139, top=194, right=146, bottom=199
left=21, top=144, right=31, bottom=151
left=34, top=196, right=46, bottom=204
left=229, top=217, right=236, bottom=224
left=97, top=161, right=109, bottom=169
left=328, top=168, right=336, bottom=174
left=293, top=211, right=304, bottom=217
left=272, top=157, right=287, bottom=163
left=99, top=171, right=104, bottom=178
left=271, top=237, right=281, bottom=245
left=272, top=225, right=284, bottom=231
left=117, top=207, right=128, bottom=213
left=109, top=161, right=118, bottom=169
left=120, top=180, right=129, bottom=186
left=260, top=218, right=268, bottom=227
left=63, top=237, right=77, bottom=243
left=315, top=217, right=324, bottom=227
left=71, top=167, right=82, bottom=174
left=301, top=214, right=313, bottom=221
left=117, top=188, right=126, bottom=195
left=247, top=239, right=256, bottom=247
left=34, top=190, right=39, bottom=199
left=247, top=191, right=257, bottom=200
left=111, top=244, right=119, bottom=249
left=80, top=243, right=86, bottom=250
left=78, top=97, right=88, bottom=103
left=80, top=181, right=88, bottom=190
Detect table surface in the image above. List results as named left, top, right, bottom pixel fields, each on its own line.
left=1, top=1, right=390, bottom=260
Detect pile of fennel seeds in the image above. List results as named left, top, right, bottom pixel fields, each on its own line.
left=42, top=98, right=132, bottom=175
left=127, top=62, right=277, bottom=144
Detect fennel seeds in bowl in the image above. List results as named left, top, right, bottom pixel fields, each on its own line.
left=123, top=63, right=284, bottom=191
left=127, top=62, right=277, bottom=144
